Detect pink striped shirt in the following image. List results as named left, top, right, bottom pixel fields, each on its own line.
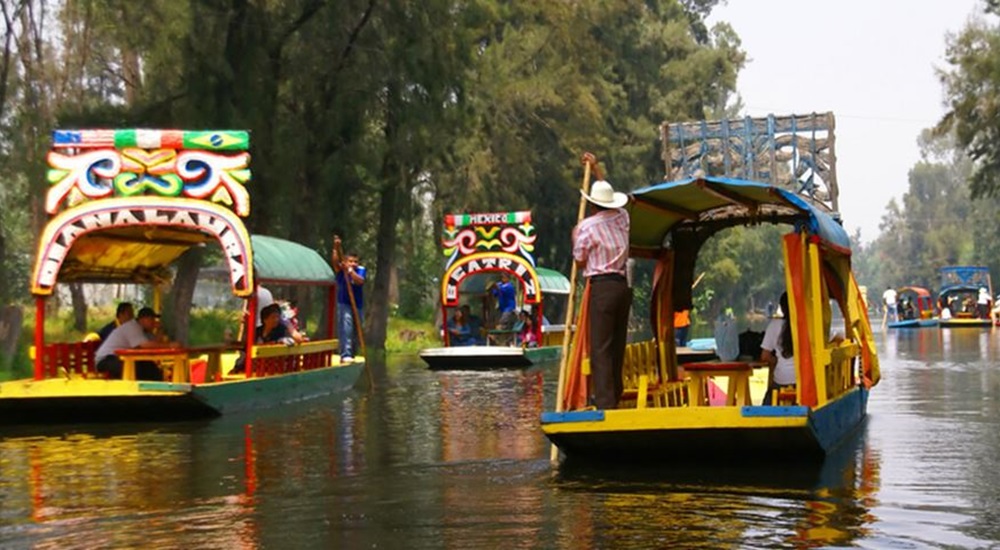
left=573, top=208, right=630, bottom=277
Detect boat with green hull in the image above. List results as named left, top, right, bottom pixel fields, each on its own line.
left=0, top=128, right=363, bottom=424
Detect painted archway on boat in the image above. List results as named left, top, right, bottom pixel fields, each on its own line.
left=30, top=196, right=254, bottom=297
left=440, top=252, right=541, bottom=307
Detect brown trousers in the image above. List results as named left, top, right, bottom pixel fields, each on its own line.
left=588, top=275, right=632, bottom=409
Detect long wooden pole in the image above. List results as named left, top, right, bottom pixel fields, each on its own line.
left=551, top=152, right=601, bottom=462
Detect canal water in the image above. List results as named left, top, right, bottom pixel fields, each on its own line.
left=2, top=328, right=1000, bottom=548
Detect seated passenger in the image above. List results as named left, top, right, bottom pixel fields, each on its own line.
left=447, top=309, right=475, bottom=346
left=256, top=304, right=297, bottom=345
left=94, top=307, right=176, bottom=380
left=229, top=304, right=297, bottom=375
left=461, top=304, right=485, bottom=344
left=97, top=302, right=134, bottom=341
left=760, top=292, right=795, bottom=405
left=517, top=309, right=540, bottom=348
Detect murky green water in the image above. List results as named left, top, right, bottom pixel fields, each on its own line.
left=2, top=328, right=1000, bottom=548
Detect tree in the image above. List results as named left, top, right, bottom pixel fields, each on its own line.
left=937, top=10, right=1000, bottom=198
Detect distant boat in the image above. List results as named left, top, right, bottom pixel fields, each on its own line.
left=0, top=129, right=363, bottom=425
left=886, top=286, right=938, bottom=328
left=937, top=266, right=993, bottom=328
left=419, top=211, right=570, bottom=370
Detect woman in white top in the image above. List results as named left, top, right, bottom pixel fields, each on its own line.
left=760, top=292, right=795, bottom=405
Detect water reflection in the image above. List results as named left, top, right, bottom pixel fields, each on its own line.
left=550, top=428, right=880, bottom=549
left=3, top=345, right=1000, bottom=547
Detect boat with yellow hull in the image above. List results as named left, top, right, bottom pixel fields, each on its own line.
left=0, top=129, right=363, bottom=424
left=937, top=266, right=994, bottom=328
left=543, top=175, right=880, bottom=463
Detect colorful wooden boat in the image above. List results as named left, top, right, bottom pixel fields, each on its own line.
left=542, top=176, right=880, bottom=463
left=886, top=286, right=938, bottom=328
left=937, top=266, right=993, bottom=328
left=0, top=128, right=363, bottom=424
left=420, top=211, right=570, bottom=370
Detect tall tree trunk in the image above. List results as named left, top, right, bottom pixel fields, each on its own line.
left=69, top=283, right=87, bottom=332
left=366, top=176, right=400, bottom=351
left=165, top=247, right=204, bottom=345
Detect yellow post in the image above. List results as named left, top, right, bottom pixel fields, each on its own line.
left=551, top=153, right=598, bottom=462
left=805, top=240, right=829, bottom=405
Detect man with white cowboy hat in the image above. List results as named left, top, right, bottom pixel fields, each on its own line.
left=572, top=179, right=631, bottom=410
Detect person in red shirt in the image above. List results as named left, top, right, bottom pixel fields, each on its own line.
left=572, top=180, right=631, bottom=410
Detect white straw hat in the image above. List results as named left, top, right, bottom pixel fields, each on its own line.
left=581, top=180, right=628, bottom=209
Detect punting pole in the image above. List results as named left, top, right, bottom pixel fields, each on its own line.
left=551, top=152, right=600, bottom=462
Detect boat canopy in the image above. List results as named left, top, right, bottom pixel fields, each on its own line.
left=939, top=266, right=992, bottom=294
left=628, top=176, right=850, bottom=253
left=44, top=223, right=215, bottom=285
left=251, top=235, right=334, bottom=286
left=898, top=286, right=931, bottom=298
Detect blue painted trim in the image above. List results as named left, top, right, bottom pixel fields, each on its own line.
left=138, top=382, right=192, bottom=392
left=740, top=405, right=809, bottom=417
left=541, top=410, right=605, bottom=424
left=809, top=387, right=868, bottom=452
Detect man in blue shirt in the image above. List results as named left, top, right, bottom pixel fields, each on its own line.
left=490, top=273, right=517, bottom=345
left=332, top=236, right=366, bottom=362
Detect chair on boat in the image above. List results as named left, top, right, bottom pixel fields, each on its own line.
left=620, top=340, right=686, bottom=408
left=771, top=385, right=797, bottom=406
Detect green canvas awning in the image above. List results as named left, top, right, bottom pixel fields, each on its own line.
left=456, top=266, right=570, bottom=296
left=251, top=235, right=334, bottom=285
left=535, top=267, right=571, bottom=295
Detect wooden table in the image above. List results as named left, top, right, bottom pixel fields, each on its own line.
left=676, top=346, right=718, bottom=364
left=116, top=348, right=190, bottom=382
left=682, top=361, right=763, bottom=406
left=186, top=343, right=243, bottom=382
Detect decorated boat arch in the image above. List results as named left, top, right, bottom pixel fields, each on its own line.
left=1, top=128, right=363, bottom=424
left=421, top=210, right=570, bottom=369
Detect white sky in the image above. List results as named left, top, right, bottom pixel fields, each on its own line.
left=707, top=0, right=983, bottom=242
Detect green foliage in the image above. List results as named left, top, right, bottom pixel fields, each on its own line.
left=853, top=130, right=1000, bottom=294
left=0, top=0, right=743, bottom=350
left=384, top=316, right=440, bottom=354
left=694, top=225, right=787, bottom=321
left=938, top=12, right=1000, bottom=198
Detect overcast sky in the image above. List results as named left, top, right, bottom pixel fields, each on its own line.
left=706, top=0, right=983, bottom=242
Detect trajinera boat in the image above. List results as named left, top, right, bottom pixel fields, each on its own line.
left=937, top=266, right=993, bottom=328
left=886, top=286, right=938, bottom=328
left=0, top=128, right=363, bottom=424
left=542, top=176, right=880, bottom=462
left=419, top=211, right=570, bottom=369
